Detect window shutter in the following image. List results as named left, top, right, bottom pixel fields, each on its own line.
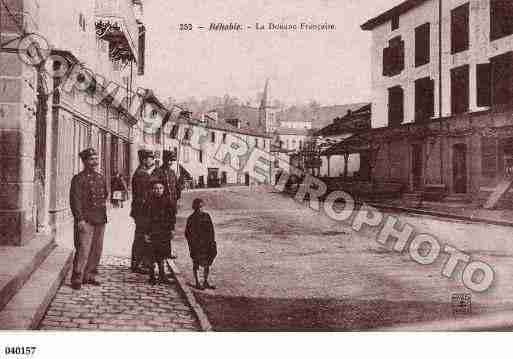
left=383, top=47, right=391, bottom=76
left=476, top=63, right=491, bottom=107
left=491, top=51, right=513, bottom=107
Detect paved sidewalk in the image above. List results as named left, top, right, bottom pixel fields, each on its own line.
left=38, top=256, right=199, bottom=331
left=368, top=198, right=513, bottom=227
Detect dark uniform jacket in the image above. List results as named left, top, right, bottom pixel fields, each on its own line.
left=70, top=170, right=108, bottom=225
left=139, top=194, right=175, bottom=261
left=153, top=166, right=180, bottom=209
left=130, top=166, right=154, bottom=220
left=185, top=211, right=217, bottom=266
left=140, top=195, right=176, bottom=236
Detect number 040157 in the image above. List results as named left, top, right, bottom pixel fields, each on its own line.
left=4, top=346, right=37, bottom=355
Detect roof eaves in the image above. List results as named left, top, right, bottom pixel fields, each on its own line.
left=361, top=0, right=429, bottom=31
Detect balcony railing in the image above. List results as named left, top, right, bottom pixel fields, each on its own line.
left=95, top=0, right=139, bottom=62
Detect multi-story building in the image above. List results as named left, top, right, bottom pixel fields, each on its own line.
left=0, top=0, right=148, bottom=326
left=360, top=0, right=513, bottom=205
left=142, top=93, right=273, bottom=187
left=0, top=0, right=146, bottom=246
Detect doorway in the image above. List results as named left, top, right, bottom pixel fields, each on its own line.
left=244, top=173, right=250, bottom=186
left=411, top=144, right=423, bottom=190
left=453, top=143, right=467, bottom=193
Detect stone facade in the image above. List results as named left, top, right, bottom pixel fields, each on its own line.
left=0, top=0, right=145, bottom=245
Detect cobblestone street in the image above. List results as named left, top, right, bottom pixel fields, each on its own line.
left=38, top=256, right=199, bottom=331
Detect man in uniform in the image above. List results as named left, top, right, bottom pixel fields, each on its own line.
left=130, top=149, right=156, bottom=272
left=153, top=150, right=180, bottom=259
left=69, top=148, right=108, bottom=290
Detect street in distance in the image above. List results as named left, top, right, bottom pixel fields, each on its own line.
left=179, top=22, right=336, bottom=31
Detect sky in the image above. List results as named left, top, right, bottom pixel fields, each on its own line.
left=141, top=0, right=405, bottom=107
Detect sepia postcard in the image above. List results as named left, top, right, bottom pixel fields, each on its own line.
left=1, top=0, right=513, bottom=356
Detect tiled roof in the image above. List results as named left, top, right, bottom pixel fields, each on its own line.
left=361, top=0, right=429, bottom=30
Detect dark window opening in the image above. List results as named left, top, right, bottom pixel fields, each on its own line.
left=490, top=0, right=513, bottom=41
left=138, top=25, right=146, bottom=75
left=388, top=86, right=404, bottom=127
left=415, top=77, right=435, bottom=123
left=211, top=131, right=216, bottom=143
left=170, top=124, right=178, bottom=139
left=391, top=15, right=399, bottom=31
left=451, top=64, right=470, bottom=115
left=199, top=150, right=203, bottom=163
left=415, top=23, right=430, bottom=67
left=476, top=63, right=491, bottom=107
left=222, top=133, right=227, bottom=143
left=451, top=3, right=469, bottom=54
left=491, top=51, right=513, bottom=107
left=383, top=36, right=404, bottom=77
left=184, top=128, right=191, bottom=141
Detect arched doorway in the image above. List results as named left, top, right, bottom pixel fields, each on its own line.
left=453, top=143, right=467, bottom=193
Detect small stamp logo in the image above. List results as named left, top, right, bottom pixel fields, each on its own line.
left=452, top=293, right=472, bottom=315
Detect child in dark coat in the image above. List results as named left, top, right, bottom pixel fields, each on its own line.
left=185, top=198, right=217, bottom=290
left=141, top=179, right=176, bottom=285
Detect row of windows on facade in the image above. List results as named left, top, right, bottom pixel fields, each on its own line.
left=166, top=125, right=268, bottom=149
left=383, top=1, right=513, bottom=77
left=387, top=49, right=513, bottom=126
left=279, top=139, right=304, bottom=149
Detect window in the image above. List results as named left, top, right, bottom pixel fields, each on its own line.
left=138, top=24, right=146, bottom=75
left=255, top=138, right=259, bottom=148
left=210, top=131, right=216, bottom=143
left=391, top=15, right=399, bottom=31
left=476, top=63, right=491, bottom=107
left=222, top=133, right=227, bottom=144
left=415, top=23, right=430, bottom=67
left=491, top=0, right=513, bottom=41
left=388, top=86, right=404, bottom=127
left=451, top=65, right=469, bottom=114
left=170, top=124, right=178, bottom=139
left=491, top=51, right=513, bottom=107
left=383, top=36, right=404, bottom=77
left=78, top=13, right=86, bottom=32
left=451, top=3, right=469, bottom=54
left=414, top=77, right=434, bottom=123
left=184, top=128, right=191, bottom=141
left=199, top=150, right=203, bottom=163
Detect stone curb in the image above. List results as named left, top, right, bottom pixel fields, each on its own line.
left=368, top=202, right=513, bottom=228
left=166, top=260, right=213, bottom=332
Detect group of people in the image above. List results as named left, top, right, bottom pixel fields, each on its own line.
left=69, top=147, right=218, bottom=291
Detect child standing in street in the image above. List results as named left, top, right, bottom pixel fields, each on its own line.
left=141, top=178, right=176, bottom=285
left=185, top=198, right=217, bottom=290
